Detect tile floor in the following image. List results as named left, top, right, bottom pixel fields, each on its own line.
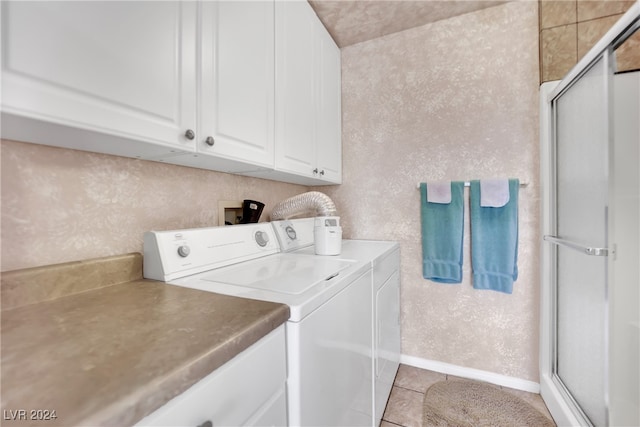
left=380, top=364, right=556, bottom=427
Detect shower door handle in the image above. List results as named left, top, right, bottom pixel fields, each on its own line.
left=543, top=235, right=609, bottom=256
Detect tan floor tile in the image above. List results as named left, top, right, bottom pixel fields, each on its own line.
left=383, top=386, right=424, bottom=427
left=445, top=374, right=469, bottom=382
left=380, top=421, right=402, bottom=427
left=394, top=365, right=446, bottom=394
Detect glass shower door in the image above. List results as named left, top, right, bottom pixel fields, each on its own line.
left=551, top=55, right=609, bottom=426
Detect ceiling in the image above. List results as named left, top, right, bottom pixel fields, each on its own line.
left=309, top=0, right=509, bottom=47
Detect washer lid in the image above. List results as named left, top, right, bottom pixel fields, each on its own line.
left=200, top=253, right=355, bottom=295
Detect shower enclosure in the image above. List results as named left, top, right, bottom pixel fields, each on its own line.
left=540, top=3, right=639, bottom=426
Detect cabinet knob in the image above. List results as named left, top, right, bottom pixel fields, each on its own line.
left=313, top=168, right=319, bottom=174
left=185, top=129, right=195, bottom=140
left=320, top=170, right=325, bottom=176
left=197, top=421, right=213, bottom=427
left=205, top=136, right=215, bottom=146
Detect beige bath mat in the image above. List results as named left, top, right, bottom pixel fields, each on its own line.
left=423, top=379, right=555, bottom=427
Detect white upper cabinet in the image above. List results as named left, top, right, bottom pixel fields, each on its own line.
left=167, top=1, right=275, bottom=173
left=272, top=0, right=342, bottom=185
left=315, top=21, right=343, bottom=184
left=202, top=1, right=274, bottom=168
left=1, top=1, right=341, bottom=185
left=274, top=0, right=317, bottom=178
left=1, top=1, right=197, bottom=158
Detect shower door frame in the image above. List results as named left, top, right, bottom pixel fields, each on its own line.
left=540, top=3, right=640, bottom=426
left=541, top=58, right=611, bottom=427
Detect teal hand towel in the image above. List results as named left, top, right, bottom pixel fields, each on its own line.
left=420, top=182, right=465, bottom=283
left=470, top=179, right=519, bottom=294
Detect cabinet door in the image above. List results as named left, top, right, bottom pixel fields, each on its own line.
left=315, top=22, right=342, bottom=184
left=1, top=1, right=196, bottom=156
left=199, top=1, right=274, bottom=168
left=274, top=0, right=316, bottom=178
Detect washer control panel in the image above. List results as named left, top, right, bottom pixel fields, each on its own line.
left=144, top=223, right=279, bottom=281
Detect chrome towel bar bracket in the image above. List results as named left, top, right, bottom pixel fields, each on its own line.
left=543, top=235, right=609, bottom=256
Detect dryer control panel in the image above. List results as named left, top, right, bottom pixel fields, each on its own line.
left=271, top=218, right=315, bottom=252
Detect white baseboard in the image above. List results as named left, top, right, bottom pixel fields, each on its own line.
left=400, top=354, right=540, bottom=394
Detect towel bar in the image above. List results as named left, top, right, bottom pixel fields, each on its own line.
left=543, top=235, right=609, bottom=256
left=415, top=181, right=529, bottom=189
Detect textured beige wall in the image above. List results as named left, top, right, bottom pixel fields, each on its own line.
left=2, top=0, right=541, bottom=381
left=320, top=1, right=541, bottom=381
left=0, top=139, right=307, bottom=272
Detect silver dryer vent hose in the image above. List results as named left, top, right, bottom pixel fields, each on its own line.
left=270, top=191, right=337, bottom=220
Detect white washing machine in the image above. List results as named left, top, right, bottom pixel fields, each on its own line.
left=271, top=219, right=401, bottom=427
left=143, top=221, right=375, bottom=426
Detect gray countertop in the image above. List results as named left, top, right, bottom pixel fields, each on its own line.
left=0, top=253, right=290, bottom=427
